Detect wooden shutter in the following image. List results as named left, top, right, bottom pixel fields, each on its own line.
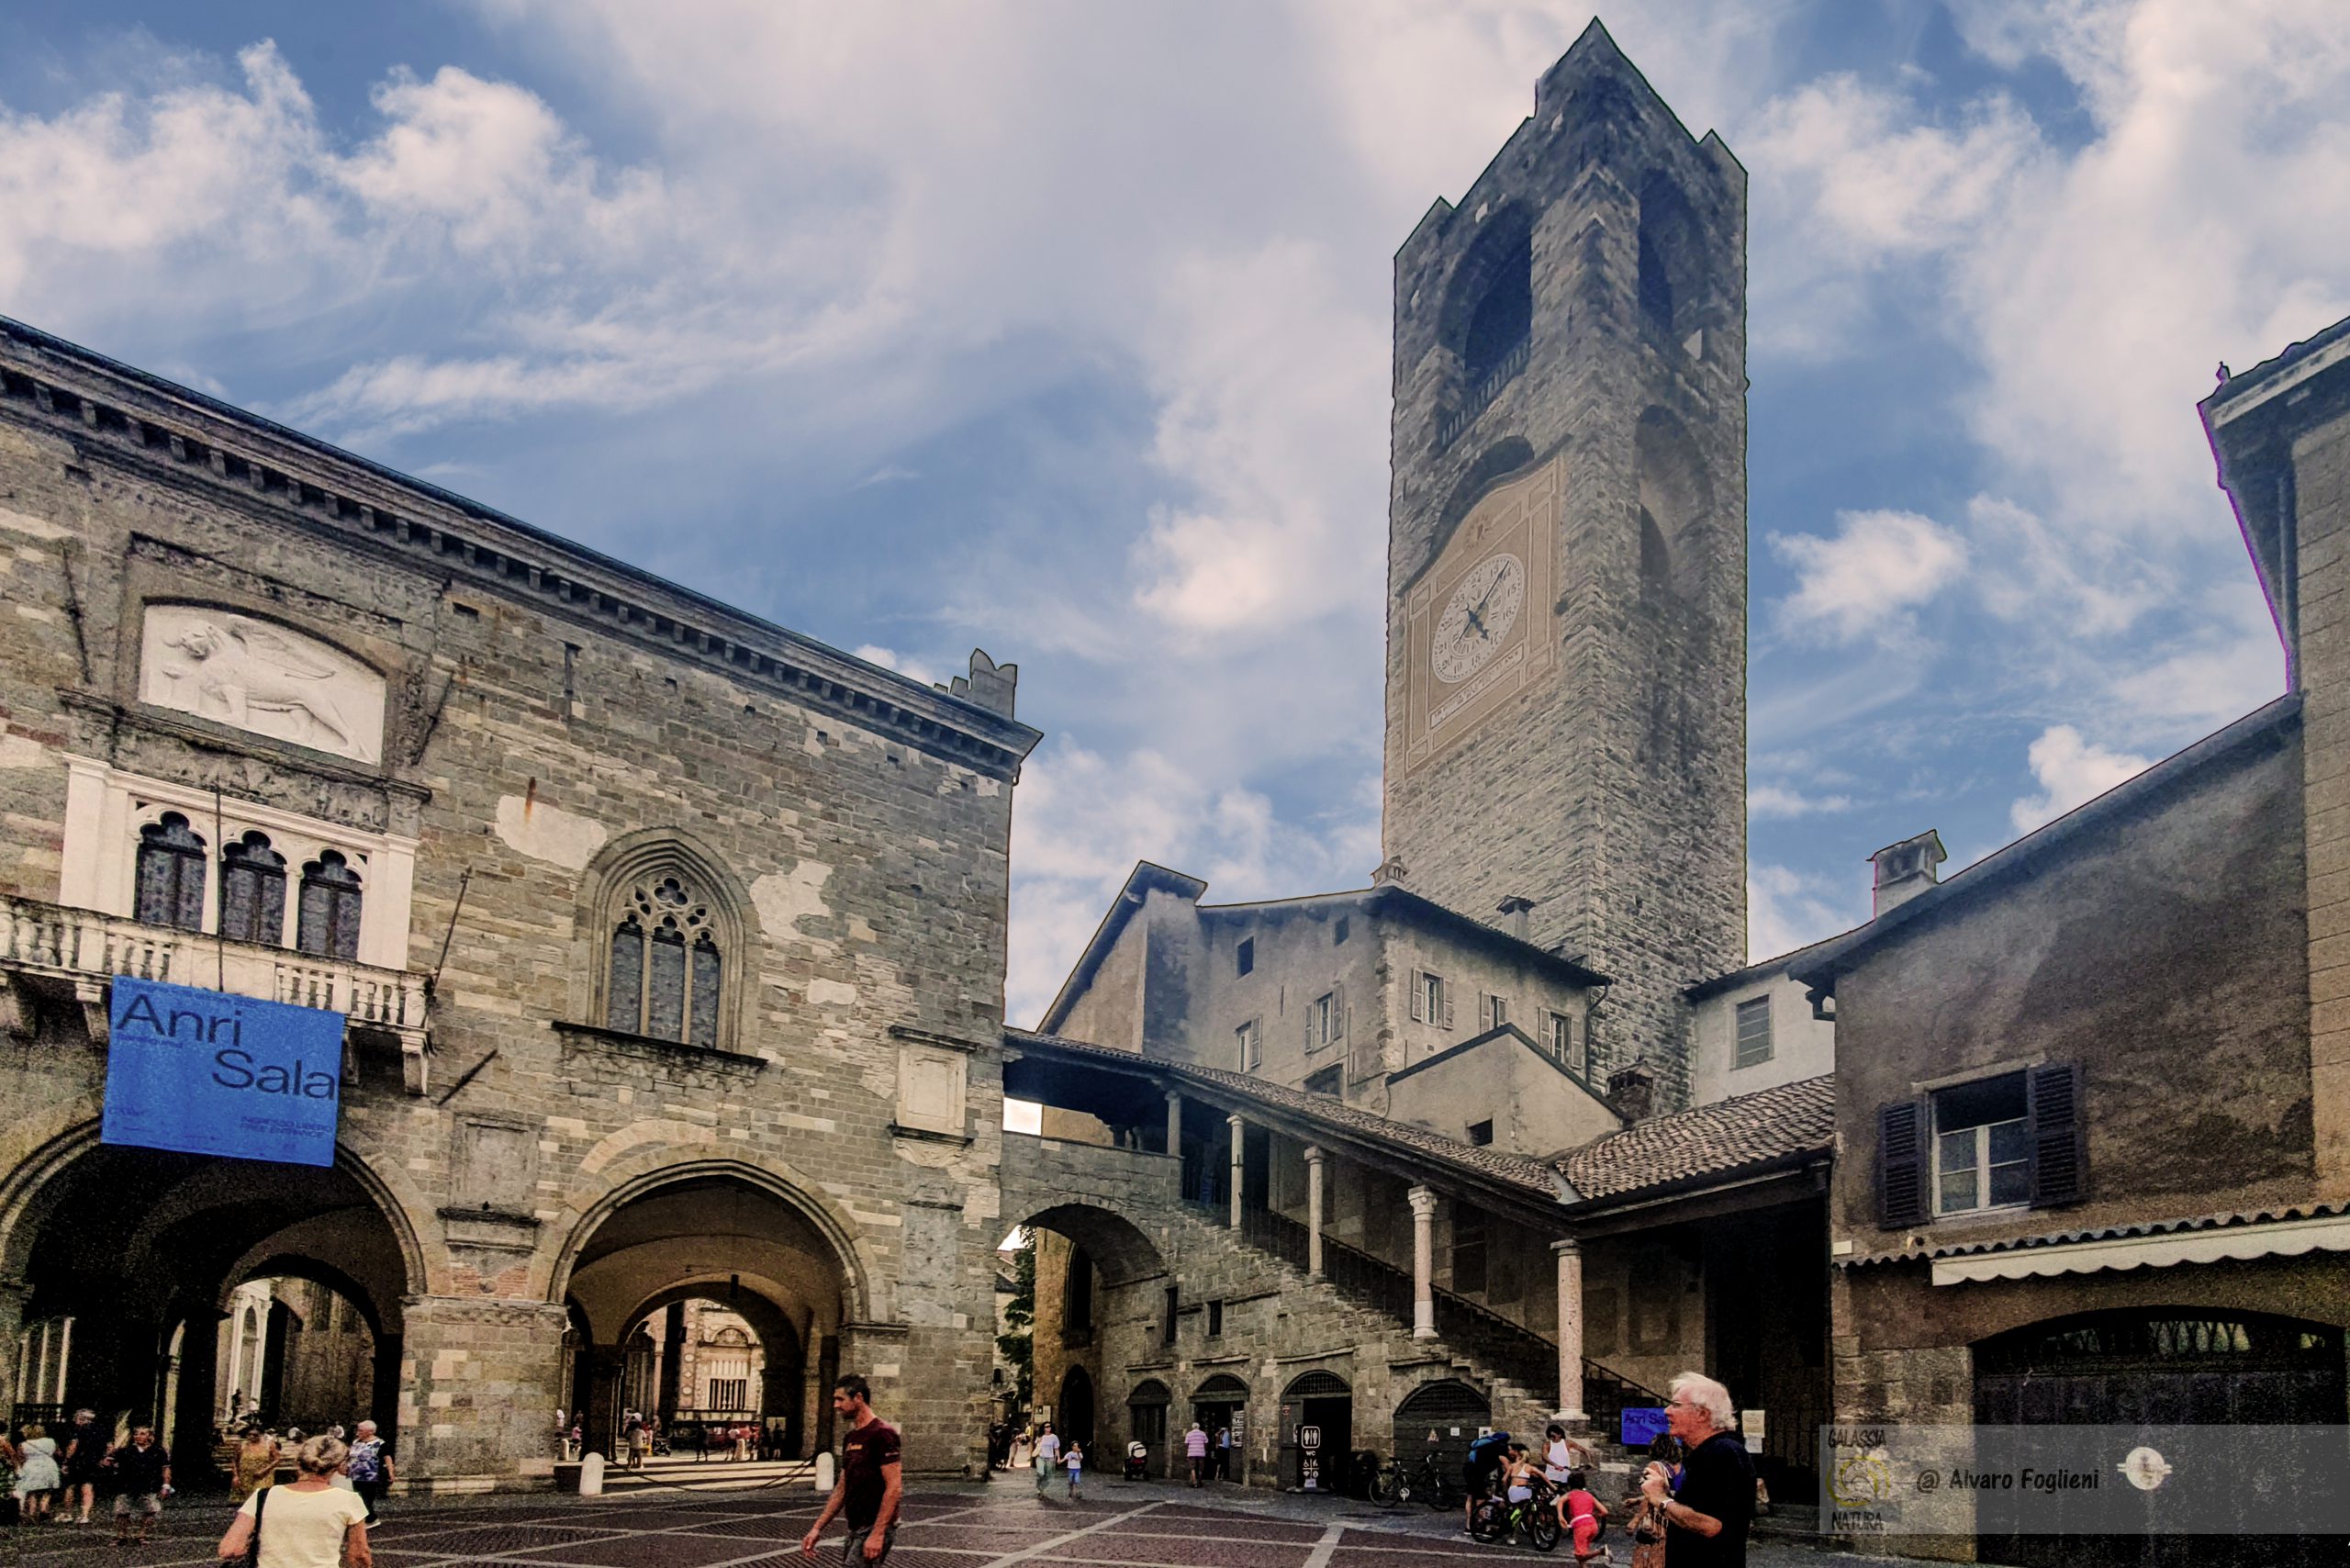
left=2029, top=1062, right=2087, bottom=1208
left=1332, top=986, right=1345, bottom=1040
left=1410, top=973, right=1427, bottom=1023
left=1441, top=985, right=1456, bottom=1029
left=1878, top=1100, right=1928, bottom=1227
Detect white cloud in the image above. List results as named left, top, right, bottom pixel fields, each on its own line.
left=851, top=645, right=942, bottom=688
left=1748, top=783, right=1854, bottom=819
left=1748, top=864, right=1863, bottom=961
left=1769, top=510, right=1969, bottom=644
left=2105, top=581, right=2288, bottom=729
left=2009, top=724, right=2153, bottom=833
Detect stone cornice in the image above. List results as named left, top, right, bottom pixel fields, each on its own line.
left=0, top=317, right=1042, bottom=780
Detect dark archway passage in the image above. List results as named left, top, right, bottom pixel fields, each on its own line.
left=6, top=1139, right=415, bottom=1484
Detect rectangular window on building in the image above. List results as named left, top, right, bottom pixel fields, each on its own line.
left=1452, top=1207, right=1488, bottom=1294
left=1206, top=1299, right=1224, bottom=1338
left=1163, top=1285, right=1179, bottom=1346
left=1237, top=1017, right=1261, bottom=1071
left=1734, top=994, right=1774, bottom=1069
left=1237, top=937, right=1255, bottom=977
left=1309, top=991, right=1336, bottom=1047
left=1334, top=916, right=1349, bottom=945
left=1411, top=971, right=1452, bottom=1027
left=1485, top=993, right=1509, bottom=1030
left=1548, top=1011, right=1572, bottom=1063
left=1468, top=1119, right=1494, bottom=1147
left=1304, top=1065, right=1341, bottom=1098
left=1930, top=1073, right=2030, bottom=1215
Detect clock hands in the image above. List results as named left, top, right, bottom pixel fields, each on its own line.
left=1462, top=565, right=1513, bottom=640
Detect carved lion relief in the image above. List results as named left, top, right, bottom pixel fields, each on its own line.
left=139, top=604, right=386, bottom=764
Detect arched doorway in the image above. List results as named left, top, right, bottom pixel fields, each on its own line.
left=1393, top=1377, right=1490, bottom=1475
left=1191, top=1373, right=1249, bottom=1485
left=1126, top=1378, right=1170, bottom=1476
left=1973, top=1308, right=2348, bottom=1568
left=2, top=1135, right=417, bottom=1481
left=1058, top=1366, right=1095, bottom=1450
left=1281, top=1369, right=1352, bottom=1495
left=556, top=1171, right=847, bottom=1462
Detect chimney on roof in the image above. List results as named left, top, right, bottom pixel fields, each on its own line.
left=1372, top=855, right=1408, bottom=886
left=947, top=649, right=1018, bottom=718
left=1497, top=895, right=1535, bottom=941
left=1604, top=1060, right=1656, bottom=1123
left=1870, top=829, right=1948, bottom=917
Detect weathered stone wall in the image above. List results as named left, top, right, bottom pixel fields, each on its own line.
left=1381, top=32, right=1748, bottom=1111
left=0, top=331, right=1035, bottom=1485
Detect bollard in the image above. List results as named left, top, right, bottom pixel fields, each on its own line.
left=815, top=1451, right=836, bottom=1493
left=580, top=1452, right=606, bottom=1497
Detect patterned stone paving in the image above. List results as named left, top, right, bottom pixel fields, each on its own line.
left=0, top=1480, right=1852, bottom=1568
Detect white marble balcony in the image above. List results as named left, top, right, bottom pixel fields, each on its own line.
left=0, top=893, right=430, bottom=1092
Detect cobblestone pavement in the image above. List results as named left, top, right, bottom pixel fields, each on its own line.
left=0, top=1480, right=1896, bottom=1568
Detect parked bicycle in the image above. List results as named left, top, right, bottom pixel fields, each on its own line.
left=1369, top=1448, right=1460, bottom=1510
left=1470, top=1473, right=1561, bottom=1552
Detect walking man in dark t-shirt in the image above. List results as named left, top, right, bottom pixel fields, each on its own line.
left=1639, top=1372, right=1753, bottom=1568
left=801, top=1374, right=902, bottom=1566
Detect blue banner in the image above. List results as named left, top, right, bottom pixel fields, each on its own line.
left=101, top=977, right=344, bottom=1167
left=1621, top=1406, right=1670, bottom=1449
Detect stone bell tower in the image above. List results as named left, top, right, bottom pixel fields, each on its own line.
left=1379, top=20, right=1748, bottom=1108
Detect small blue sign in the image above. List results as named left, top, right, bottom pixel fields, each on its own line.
left=102, top=977, right=344, bottom=1167
left=1620, top=1406, right=1670, bottom=1449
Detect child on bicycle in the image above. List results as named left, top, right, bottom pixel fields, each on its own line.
left=1557, top=1468, right=1610, bottom=1563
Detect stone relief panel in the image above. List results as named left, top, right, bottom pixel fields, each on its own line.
left=139, top=604, right=386, bottom=764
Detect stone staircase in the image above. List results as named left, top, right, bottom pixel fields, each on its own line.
left=1150, top=1202, right=1661, bottom=1467
left=558, top=1454, right=819, bottom=1495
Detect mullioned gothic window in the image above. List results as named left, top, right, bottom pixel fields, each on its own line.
left=134, top=813, right=208, bottom=932
left=606, top=873, right=724, bottom=1047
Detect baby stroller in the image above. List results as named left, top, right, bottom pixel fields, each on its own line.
left=1125, top=1440, right=1150, bottom=1481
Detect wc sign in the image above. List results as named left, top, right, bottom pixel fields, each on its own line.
left=101, top=977, right=345, bottom=1167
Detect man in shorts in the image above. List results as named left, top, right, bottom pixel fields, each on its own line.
left=106, top=1427, right=172, bottom=1545
left=800, top=1375, right=901, bottom=1566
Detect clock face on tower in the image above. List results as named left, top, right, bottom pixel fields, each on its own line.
left=1432, top=553, right=1527, bottom=685
left=1399, top=454, right=1562, bottom=774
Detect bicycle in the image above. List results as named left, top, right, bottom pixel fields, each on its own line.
left=1471, top=1476, right=1561, bottom=1552
left=1370, top=1450, right=1460, bottom=1510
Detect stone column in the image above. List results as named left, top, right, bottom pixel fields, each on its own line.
left=397, top=1296, right=571, bottom=1484
left=1165, top=1092, right=1182, bottom=1158
left=1227, top=1114, right=1245, bottom=1228
left=1304, top=1146, right=1326, bottom=1281
left=169, top=1307, right=226, bottom=1485
left=1552, top=1238, right=1587, bottom=1421
left=1408, top=1185, right=1438, bottom=1339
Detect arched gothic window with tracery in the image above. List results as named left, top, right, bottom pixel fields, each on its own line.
left=606, top=873, right=723, bottom=1047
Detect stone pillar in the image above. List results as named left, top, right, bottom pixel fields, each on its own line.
left=1164, top=1092, right=1182, bottom=1158
left=370, top=1333, right=405, bottom=1449
left=169, top=1307, right=226, bottom=1485
left=1227, top=1114, right=1245, bottom=1228
left=397, top=1296, right=570, bottom=1484
left=1408, top=1185, right=1438, bottom=1339
left=1552, top=1238, right=1587, bottom=1421
left=1304, top=1146, right=1326, bottom=1281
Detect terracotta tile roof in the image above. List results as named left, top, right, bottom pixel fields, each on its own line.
left=1004, top=1027, right=1561, bottom=1195
left=1556, top=1074, right=1835, bottom=1202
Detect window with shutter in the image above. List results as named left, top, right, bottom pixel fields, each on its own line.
left=218, top=832, right=286, bottom=946
left=1878, top=1100, right=1928, bottom=1227
left=1930, top=1072, right=2029, bottom=1215
left=1409, top=972, right=1427, bottom=1023
left=135, top=813, right=208, bottom=933
left=2028, top=1062, right=2087, bottom=1207
left=297, top=850, right=364, bottom=960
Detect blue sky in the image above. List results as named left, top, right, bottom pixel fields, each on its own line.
left=4, top=2, right=2343, bottom=1025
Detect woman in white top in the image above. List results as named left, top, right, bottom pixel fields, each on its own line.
left=216, top=1435, right=371, bottom=1568
left=15, top=1425, right=62, bottom=1521
left=1541, top=1423, right=1588, bottom=1485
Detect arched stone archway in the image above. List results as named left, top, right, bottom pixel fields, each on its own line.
left=555, top=1170, right=852, bottom=1459
left=0, top=1126, right=422, bottom=1480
